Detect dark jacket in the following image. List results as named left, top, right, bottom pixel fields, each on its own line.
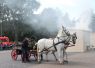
left=21, top=39, right=29, bottom=52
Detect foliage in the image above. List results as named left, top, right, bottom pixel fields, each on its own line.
left=0, top=0, right=40, bottom=41
left=0, top=1, right=59, bottom=42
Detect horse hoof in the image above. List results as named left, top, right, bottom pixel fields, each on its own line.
left=37, top=61, right=41, bottom=64
left=59, top=62, right=64, bottom=65
left=41, top=59, right=43, bottom=61
left=46, top=60, right=49, bottom=62
left=64, top=60, right=68, bottom=64
left=56, top=59, right=58, bottom=61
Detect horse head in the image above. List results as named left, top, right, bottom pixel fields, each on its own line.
left=62, top=26, right=77, bottom=44
left=57, top=26, right=70, bottom=37
left=71, top=32, right=77, bottom=44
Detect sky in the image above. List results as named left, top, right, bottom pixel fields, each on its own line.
left=36, top=0, right=95, bottom=20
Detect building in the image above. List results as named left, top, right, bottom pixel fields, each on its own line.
left=66, top=29, right=92, bottom=52
left=90, top=33, right=95, bottom=49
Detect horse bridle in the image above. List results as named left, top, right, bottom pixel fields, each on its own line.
left=52, top=36, right=70, bottom=51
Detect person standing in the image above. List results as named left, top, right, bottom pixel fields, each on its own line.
left=21, top=37, right=30, bottom=63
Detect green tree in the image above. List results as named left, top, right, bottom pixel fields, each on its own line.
left=0, top=0, right=40, bottom=41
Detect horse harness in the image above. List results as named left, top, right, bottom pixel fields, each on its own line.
left=41, top=35, right=71, bottom=53
left=52, top=35, right=71, bottom=51
left=42, top=28, right=72, bottom=52
left=53, top=36, right=71, bottom=51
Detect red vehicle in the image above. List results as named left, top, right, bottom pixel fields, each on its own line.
left=0, top=36, right=15, bottom=47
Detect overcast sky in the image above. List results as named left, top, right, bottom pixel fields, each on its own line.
left=36, top=0, right=95, bottom=20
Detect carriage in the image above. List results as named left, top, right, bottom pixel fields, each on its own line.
left=11, top=41, right=37, bottom=61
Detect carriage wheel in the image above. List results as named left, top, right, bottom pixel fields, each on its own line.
left=11, top=49, right=18, bottom=60
left=34, top=53, right=37, bottom=60
left=32, top=50, right=38, bottom=60
left=30, top=50, right=37, bottom=60
left=28, top=51, right=31, bottom=59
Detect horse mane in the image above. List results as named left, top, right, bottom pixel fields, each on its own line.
left=56, top=27, right=67, bottom=37
left=49, top=38, right=53, bottom=39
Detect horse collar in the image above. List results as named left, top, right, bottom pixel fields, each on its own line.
left=53, top=39, right=57, bottom=51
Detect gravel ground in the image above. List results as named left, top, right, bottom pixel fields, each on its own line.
left=0, top=50, right=95, bottom=68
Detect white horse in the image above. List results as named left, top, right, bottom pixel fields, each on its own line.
left=36, top=26, right=77, bottom=64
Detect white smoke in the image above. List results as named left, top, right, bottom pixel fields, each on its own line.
left=1, top=0, right=60, bottom=34
left=75, top=9, right=93, bottom=31
left=3, top=0, right=93, bottom=33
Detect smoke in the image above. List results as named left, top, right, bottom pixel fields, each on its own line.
left=1, top=0, right=60, bottom=34
left=75, top=9, right=93, bottom=31
left=0, top=1, right=41, bottom=28
left=32, top=8, right=60, bottom=32
left=3, top=0, right=91, bottom=35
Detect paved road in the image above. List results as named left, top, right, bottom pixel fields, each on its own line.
left=0, top=50, right=95, bottom=68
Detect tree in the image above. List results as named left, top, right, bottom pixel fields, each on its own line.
left=0, top=0, right=40, bottom=41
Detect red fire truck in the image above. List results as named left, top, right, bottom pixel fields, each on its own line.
left=0, top=36, right=15, bottom=48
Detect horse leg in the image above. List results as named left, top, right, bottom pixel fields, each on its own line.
left=41, top=53, right=43, bottom=61
left=37, top=52, right=42, bottom=63
left=57, top=49, right=64, bottom=64
left=63, top=49, right=65, bottom=62
left=46, top=52, right=48, bottom=62
left=52, top=52, right=57, bottom=61
left=63, top=49, right=68, bottom=63
left=37, top=48, right=42, bottom=63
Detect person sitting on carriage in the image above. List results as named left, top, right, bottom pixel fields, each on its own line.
left=21, top=37, right=30, bottom=63
left=28, top=36, right=37, bottom=50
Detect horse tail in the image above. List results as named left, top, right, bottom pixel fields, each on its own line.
left=35, top=42, right=38, bottom=46
left=35, top=42, right=40, bottom=52
left=32, top=42, right=38, bottom=50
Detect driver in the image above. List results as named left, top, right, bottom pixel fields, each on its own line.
left=21, top=37, right=30, bottom=63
